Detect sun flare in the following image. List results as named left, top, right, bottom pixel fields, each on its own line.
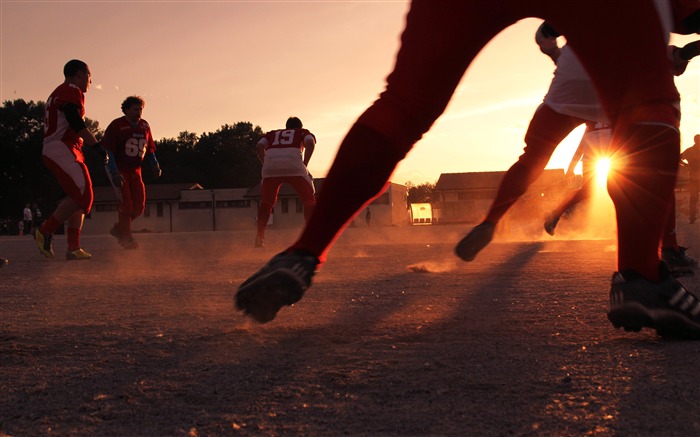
left=595, top=158, right=611, bottom=186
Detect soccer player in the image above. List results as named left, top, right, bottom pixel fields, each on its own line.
left=456, top=22, right=609, bottom=260
left=254, top=117, right=316, bottom=248
left=103, top=96, right=162, bottom=249
left=236, top=1, right=700, bottom=339
left=35, top=59, right=100, bottom=260
left=458, top=27, right=699, bottom=267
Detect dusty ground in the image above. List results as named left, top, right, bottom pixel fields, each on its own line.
left=1, top=218, right=699, bottom=436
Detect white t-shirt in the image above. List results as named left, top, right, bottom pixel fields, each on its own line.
left=543, top=45, right=609, bottom=124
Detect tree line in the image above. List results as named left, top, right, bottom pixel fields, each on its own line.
left=0, top=98, right=264, bottom=222
left=1, top=98, right=435, bottom=226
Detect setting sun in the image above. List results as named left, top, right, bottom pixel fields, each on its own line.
left=595, top=158, right=611, bottom=186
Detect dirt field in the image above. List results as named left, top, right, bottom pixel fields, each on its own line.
left=1, top=220, right=699, bottom=436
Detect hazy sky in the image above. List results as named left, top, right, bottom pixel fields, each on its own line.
left=2, top=1, right=698, bottom=185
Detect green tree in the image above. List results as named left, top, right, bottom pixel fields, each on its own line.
left=406, top=181, right=436, bottom=203
left=189, top=122, right=263, bottom=188
left=1, top=97, right=266, bottom=221
left=0, top=99, right=46, bottom=219
left=152, top=131, right=199, bottom=184
left=0, top=99, right=104, bottom=220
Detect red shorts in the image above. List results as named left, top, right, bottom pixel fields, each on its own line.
left=261, top=176, right=316, bottom=208
left=118, top=168, right=146, bottom=218
left=42, top=141, right=93, bottom=214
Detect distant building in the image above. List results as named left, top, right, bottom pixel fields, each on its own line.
left=432, top=169, right=571, bottom=224
left=84, top=179, right=409, bottom=234
left=244, top=179, right=409, bottom=229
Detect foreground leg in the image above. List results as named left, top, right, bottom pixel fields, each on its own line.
left=236, top=1, right=514, bottom=322
left=65, top=210, right=91, bottom=260
left=456, top=105, right=583, bottom=261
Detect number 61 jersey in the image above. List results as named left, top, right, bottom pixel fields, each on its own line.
left=102, top=117, right=156, bottom=170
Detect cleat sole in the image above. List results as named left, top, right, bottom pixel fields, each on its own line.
left=236, top=270, right=306, bottom=323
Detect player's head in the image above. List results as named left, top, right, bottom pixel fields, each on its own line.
left=63, top=59, right=91, bottom=92
left=695, top=134, right=700, bottom=144
left=286, top=117, right=303, bottom=129
left=121, top=96, right=144, bottom=123
left=121, top=96, right=145, bottom=114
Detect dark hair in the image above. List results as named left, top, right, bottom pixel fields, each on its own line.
left=286, top=117, right=303, bottom=129
left=63, top=59, right=88, bottom=78
left=121, top=96, right=145, bottom=114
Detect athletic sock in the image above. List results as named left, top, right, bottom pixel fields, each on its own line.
left=66, top=227, right=81, bottom=252
left=40, top=215, right=61, bottom=235
left=118, top=213, right=132, bottom=238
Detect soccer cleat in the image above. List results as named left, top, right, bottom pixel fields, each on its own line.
left=122, top=238, right=139, bottom=250
left=34, top=229, right=54, bottom=258
left=109, top=225, right=121, bottom=241
left=455, top=221, right=495, bottom=262
left=66, top=248, right=92, bottom=260
left=235, top=250, right=320, bottom=323
left=254, top=236, right=265, bottom=248
left=607, top=265, right=700, bottom=339
left=543, top=211, right=560, bottom=236
left=661, top=246, right=698, bottom=276
left=111, top=225, right=138, bottom=249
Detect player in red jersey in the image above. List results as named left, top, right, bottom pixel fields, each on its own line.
left=36, top=59, right=101, bottom=260
left=102, top=96, right=162, bottom=249
left=254, top=117, right=316, bottom=248
left=237, top=1, right=700, bottom=339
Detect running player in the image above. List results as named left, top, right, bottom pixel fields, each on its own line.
left=35, top=59, right=100, bottom=260
left=103, top=96, right=161, bottom=249
left=254, top=117, right=316, bottom=248
left=236, top=1, right=700, bottom=339
left=456, top=22, right=609, bottom=261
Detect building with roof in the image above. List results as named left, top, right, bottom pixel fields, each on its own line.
left=432, top=169, right=572, bottom=224
left=84, top=179, right=410, bottom=235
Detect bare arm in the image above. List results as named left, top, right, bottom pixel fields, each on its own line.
left=256, top=138, right=268, bottom=163
left=302, top=135, right=315, bottom=166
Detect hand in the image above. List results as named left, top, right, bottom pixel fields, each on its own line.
left=152, top=164, right=162, bottom=179
left=670, top=46, right=689, bottom=76
left=92, top=142, right=107, bottom=163
left=110, top=169, right=124, bottom=189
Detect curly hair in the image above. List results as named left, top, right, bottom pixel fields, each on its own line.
left=121, top=96, right=145, bottom=114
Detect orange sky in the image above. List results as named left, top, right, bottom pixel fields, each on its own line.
left=1, top=1, right=698, bottom=185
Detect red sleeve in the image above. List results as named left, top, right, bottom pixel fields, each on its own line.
left=303, top=129, right=316, bottom=143
left=55, top=83, right=85, bottom=117
left=102, top=119, right=119, bottom=152
left=145, top=122, right=156, bottom=153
